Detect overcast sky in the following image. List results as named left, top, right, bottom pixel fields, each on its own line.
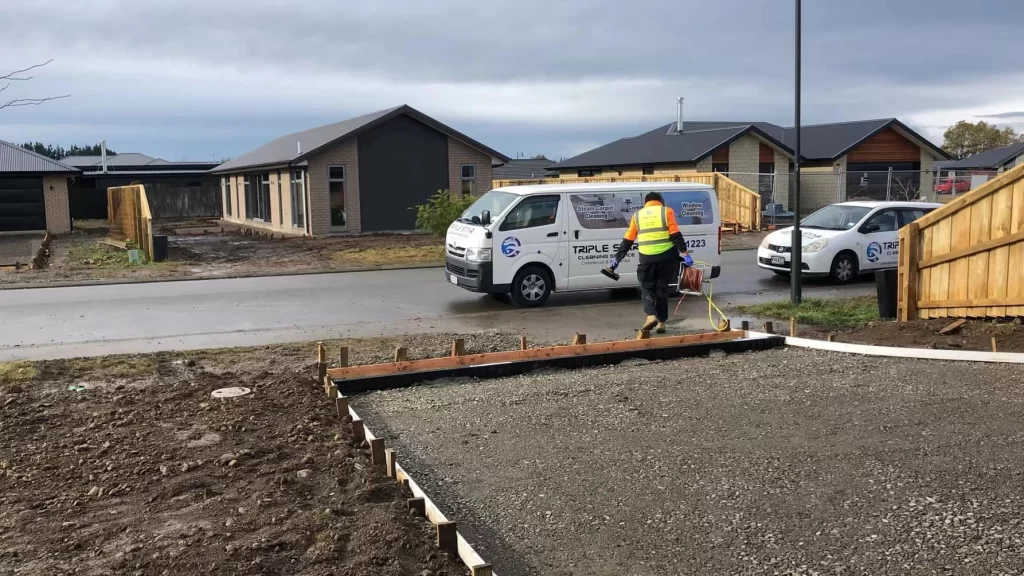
left=2, top=0, right=1023, bottom=162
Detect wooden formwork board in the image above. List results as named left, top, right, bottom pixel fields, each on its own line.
left=349, top=404, right=496, bottom=575
left=329, top=332, right=786, bottom=394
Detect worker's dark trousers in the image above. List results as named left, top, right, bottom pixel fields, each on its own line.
left=637, top=261, right=677, bottom=322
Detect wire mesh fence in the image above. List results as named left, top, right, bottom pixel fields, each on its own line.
left=107, top=185, right=154, bottom=261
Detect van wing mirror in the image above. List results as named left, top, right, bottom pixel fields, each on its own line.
left=481, top=210, right=491, bottom=225
left=862, top=223, right=880, bottom=233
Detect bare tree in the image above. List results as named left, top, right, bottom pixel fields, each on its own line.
left=889, top=174, right=921, bottom=201
left=1, top=59, right=70, bottom=111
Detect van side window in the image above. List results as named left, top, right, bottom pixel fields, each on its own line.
left=499, top=195, right=560, bottom=231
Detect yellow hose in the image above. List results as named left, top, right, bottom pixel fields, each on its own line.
left=675, top=260, right=730, bottom=331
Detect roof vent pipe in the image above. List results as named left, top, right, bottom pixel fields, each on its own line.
left=676, top=96, right=684, bottom=134
left=101, top=140, right=108, bottom=173
left=297, top=141, right=302, bottom=155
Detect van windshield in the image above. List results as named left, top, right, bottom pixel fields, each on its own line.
left=459, top=190, right=519, bottom=224
left=801, top=204, right=872, bottom=230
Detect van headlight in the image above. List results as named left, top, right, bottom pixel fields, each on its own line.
left=760, top=236, right=771, bottom=249
left=803, top=238, right=828, bottom=253
left=465, top=247, right=492, bottom=262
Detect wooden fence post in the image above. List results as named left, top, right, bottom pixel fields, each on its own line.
left=898, top=222, right=921, bottom=322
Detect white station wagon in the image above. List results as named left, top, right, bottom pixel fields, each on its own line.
left=756, top=201, right=941, bottom=284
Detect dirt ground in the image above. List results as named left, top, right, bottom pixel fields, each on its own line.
left=798, top=318, right=1024, bottom=353
left=354, top=348, right=1024, bottom=575
left=0, top=220, right=443, bottom=288
left=0, top=220, right=766, bottom=288
left=0, top=333, right=526, bottom=576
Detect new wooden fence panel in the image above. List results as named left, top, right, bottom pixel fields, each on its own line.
left=492, top=172, right=761, bottom=231
left=107, top=184, right=155, bottom=262
left=899, top=163, right=1024, bottom=320
left=1011, top=179, right=1024, bottom=317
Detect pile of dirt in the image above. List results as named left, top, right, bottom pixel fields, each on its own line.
left=801, top=318, right=1024, bottom=352
left=0, top=348, right=468, bottom=575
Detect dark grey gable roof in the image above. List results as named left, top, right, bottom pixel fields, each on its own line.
left=0, top=139, right=80, bottom=173
left=784, top=118, right=949, bottom=161
left=493, top=159, right=557, bottom=179
left=943, top=142, right=1024, bottom=170
left=213, top=105, right=509, bottom=173
left=552, top=117, right=948, bottom=171
left=551, top=124, right=749, bottom=170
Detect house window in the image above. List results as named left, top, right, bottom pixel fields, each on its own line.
left=277, top=171, right=283, bottom=226
left=461, top=164, right=476, bottom=197
left=642, top=166, right=655, bottom=175
left=290, top=169, right=306, bottom=229
left=224, top=177, right=232, bottom=217
left=328, top=166, right=346, bottom=229
left=578, top=169, right=602, bottom=178
left=712, top=163, right=729, bottom=173
left=244, top=173, right=271, bottom=221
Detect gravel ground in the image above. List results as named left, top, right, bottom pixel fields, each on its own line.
left=353, top=348, right=1024, bottom=575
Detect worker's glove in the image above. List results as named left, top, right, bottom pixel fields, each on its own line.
left=682, top=254, right=694, bottom=267
left=608, top=257, right=619, bottom=271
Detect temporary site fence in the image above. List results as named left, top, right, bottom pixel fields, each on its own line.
left=897, top=162, right=1024, bottom=321
left=107, top=184, right=155, bottom=261
left=492, top=172, right=761, bottom=231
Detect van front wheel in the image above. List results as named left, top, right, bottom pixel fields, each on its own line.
left=511, top=266, right=552, bottom=307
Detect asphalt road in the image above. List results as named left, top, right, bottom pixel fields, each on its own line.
left=0, top=250, right=872, bottom=360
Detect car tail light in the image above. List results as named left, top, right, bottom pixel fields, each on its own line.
left=718, top=225, right=722, bottom=254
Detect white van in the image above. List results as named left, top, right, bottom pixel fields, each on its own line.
left=444, top=182, right=723, bottom=306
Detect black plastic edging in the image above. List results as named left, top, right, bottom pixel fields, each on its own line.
left=333, top=335, right=785, bottom=395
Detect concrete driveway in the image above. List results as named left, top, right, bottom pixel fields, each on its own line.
left=0, top=234, right=42, bottom=266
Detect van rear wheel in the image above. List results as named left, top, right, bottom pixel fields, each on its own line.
left=511, top=266, right=552, bottom=307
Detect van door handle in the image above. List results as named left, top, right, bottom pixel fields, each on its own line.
left=547, top=232, right=558, bottom=238
left=574, top=230, right=579, bottom=239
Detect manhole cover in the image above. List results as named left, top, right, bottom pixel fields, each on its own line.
left=211, top=387, right=252, bottom=399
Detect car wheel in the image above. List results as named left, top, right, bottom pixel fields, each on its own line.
left=829, top=252, right=858, bottom=285
left=511, top=266, right=552, bottom=307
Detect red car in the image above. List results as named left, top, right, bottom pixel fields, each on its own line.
left=934, top=178, right=970, bottom=194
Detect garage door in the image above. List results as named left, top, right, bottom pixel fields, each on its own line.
left=0, top=177, right=46, bottom=232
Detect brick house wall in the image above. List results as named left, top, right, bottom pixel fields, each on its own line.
left=919, top=149, right=935, bottom=201
left=727, top=135, right=760, bottom=192
left=43, top=175, right=71, bottom=234
left=219, top=171, right=305, bottom=237
left=773, top=149, right=790, bottom=209
left=448, top=137, right=492, bottom=199
left=798, top=157, right=846, bottom=213
left=308, top=138, right=361, bottom=235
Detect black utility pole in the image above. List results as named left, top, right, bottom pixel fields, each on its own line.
left=790, top=0, right=803, bottom=304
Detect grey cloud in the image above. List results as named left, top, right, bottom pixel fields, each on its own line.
left=2, top=0, right=1022, bottom=159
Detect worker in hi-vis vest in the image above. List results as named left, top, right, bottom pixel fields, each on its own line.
left=608, top=192, right=692, bottom=333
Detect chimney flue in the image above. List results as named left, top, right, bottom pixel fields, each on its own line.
left=676, top=96, right=684, bottom=134
left=101, top=140, right=107, bottom=173
left=297, top=141, right=302, bottom=155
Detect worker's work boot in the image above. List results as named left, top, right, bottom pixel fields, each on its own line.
left=641, top=315, right=658, bottom=332
left=656, top=322, right=667, bottom=334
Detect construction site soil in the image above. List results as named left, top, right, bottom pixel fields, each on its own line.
left=355, top=347, right=1024, bottom=575
left=801, top=318, right=1024, bottom=353
left=0, top=333, right=526, bottom=576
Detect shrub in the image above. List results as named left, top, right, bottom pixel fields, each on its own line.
left=413, top=190, right=475, bottom=236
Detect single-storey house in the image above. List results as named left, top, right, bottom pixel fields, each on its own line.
left=60, top=153, right=220, bottom=220
left=549, top=117, right=950, bottom=212
left=937, top=142, right=1024, bottom=173
left=0, top=139, right=78, bottom=234
left=211, top=105, right=509, bottom=236
left=493, top=158, right=558, bottom=181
